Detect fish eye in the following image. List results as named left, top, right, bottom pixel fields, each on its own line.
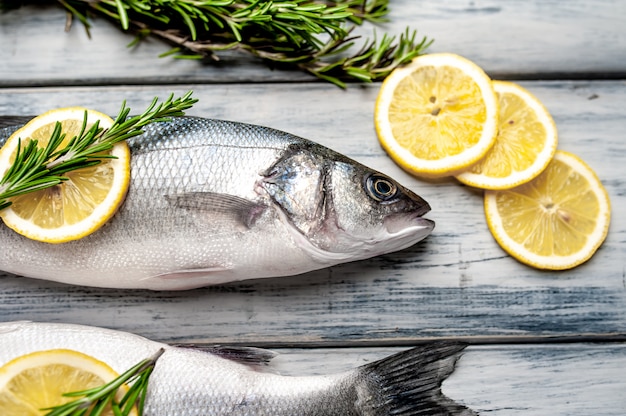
left=365, top=174, right=398, bottom=202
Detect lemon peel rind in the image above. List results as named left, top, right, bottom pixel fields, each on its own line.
left=0, top=145, right=130, bottom=244
left=375, top=53, right=499, bottom=177
left=0, top=348, right=134, bottom=415
left=456, top=81, right=558, bottom=190
left=0, top=108, right=113, bottom=157
left=0, top=349, right=118, bottom=388
left=0, top=108, right=131, bottom=244
left=484, top=151, right=611, bottom=270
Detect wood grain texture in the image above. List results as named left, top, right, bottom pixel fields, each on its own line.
left=1, top=1, right=625, bottom=413
left=271, top=344, right=626, bottom=415
left=1, top=0, right=625, bottom=86
left=0, top=81, right=624, bottom=344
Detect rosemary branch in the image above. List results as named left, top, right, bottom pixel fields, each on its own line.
left=0, top=91, right=197, bottom=211
left=5, top=0, right=432, bottom=87
left=44, top=348, right=164, bottom=416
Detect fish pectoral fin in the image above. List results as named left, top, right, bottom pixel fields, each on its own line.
left=149, top=267, right=231, bottom=281
left=142, top=266, right=238, bottom=289
left=165, top=192, right=267, bottom=228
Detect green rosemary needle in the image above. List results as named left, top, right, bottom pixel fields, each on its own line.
left=43, top=348, right=164, bottom=416
left=0, top=91, right=197, bottom=212
left=4, top=0, right=432, bottom=86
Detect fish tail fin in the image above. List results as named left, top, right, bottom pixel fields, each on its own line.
left=356, top=341, right=476, bottom=415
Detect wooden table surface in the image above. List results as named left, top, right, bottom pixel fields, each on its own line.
left=1, top=1, right=625, bottom=414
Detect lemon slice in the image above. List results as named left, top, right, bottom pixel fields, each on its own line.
left=374, top=53, right=499, bottom=177
left=485, top=151, right=610, bottom=270
left=0, top=349, right=135, bottom=415
left=456, top=81, right=558, bottom=189
left=0, top=107, right=130, bottom=243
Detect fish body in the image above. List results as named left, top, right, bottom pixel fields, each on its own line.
left=0, top=321, right=474, bottom=415
left=0, top=117, right=434, bottom=290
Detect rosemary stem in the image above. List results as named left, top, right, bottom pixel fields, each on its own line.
left=0, top=92, right=197, bottom=212
left=12, top=0, right=432, bottom=86
left=43, top=348, right=165, bottom=416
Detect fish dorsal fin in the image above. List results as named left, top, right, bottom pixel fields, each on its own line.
left=165, top=192, right=266, bottom=228
left=0, top=116, right=35, bottom=146
left=173, top=345, right=277, bottom=367
left=0, top=115, right=35, bottom=129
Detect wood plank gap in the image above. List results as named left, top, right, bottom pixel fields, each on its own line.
left=174, top=333, right=626, bottom=349
left=487, top=72, right=626, bottom=81
left=0, top=77, right=319, bottom=89
left=2, top=72, right=626, bottom=89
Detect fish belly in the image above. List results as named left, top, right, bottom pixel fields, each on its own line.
left=0, top=118, right=324, bottom=289
left=0, top=322, right=474, bottom=416
left=0, top=322, right=349, bottom=416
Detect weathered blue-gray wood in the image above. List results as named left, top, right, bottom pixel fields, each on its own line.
left=0, top=81, right=624, bottom=344
left=1, top=0, right=625, bottom=86
left=454, top=345, right=626, bottom=415
left=1, top=0, right=625, bottom=413
left=450, top=343, right=626, bottom=415
left=273, top=344, right=626, bottom=415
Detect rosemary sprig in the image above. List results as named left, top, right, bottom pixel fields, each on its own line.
left=8, top=0, right=432, bottom=87
left=0, top=91, right=197, bottom=211
left=44, top=348, right=164, bottom=416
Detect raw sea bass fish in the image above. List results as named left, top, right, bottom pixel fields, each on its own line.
left=0, top=116, right=434, bottom=290
left=0, top=322, right=475, bottom=415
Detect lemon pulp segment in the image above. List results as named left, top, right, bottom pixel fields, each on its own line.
left=0, top=107, right=130, bottom=243
left=375, top=53, right=498, bottom=177
left=388, top=65, right=489, bottom=160
left=485, top=151, right=610, bottom=269
left=457, top=81, right=558, bottom=189
left=0, top=349, right=129, bottom=416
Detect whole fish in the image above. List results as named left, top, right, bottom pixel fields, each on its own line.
left=0, top=116, right=434, bottom=290
left=0, top=321, right=475, bottom=415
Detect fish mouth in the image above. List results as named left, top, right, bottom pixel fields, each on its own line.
left=384, top=213, right=435, bottom=243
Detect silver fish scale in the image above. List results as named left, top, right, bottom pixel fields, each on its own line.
left=144, top=351, right=350, bottom=416
left=0, top=116, right=434, bottom=289
left=127, top=118, right=296, bottom=202
left=0, top=322, right=473, bottom=416
left=131, top=117, right=298, bottom=154
left=0, top=117, right=326, bottom=288
left=0, top=322, right=352, bottom=416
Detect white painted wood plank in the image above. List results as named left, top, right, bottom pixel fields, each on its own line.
left=387, top=0, right=626, bottom=78
left=0, top=81, right=624, bottom=343
left=0, top=4, right=296, bottom=86
left=1, top=3, right=623, bottom=413
left=1, top=0, right=625, bottom=85
left=221, top=343, right=626, bottom=415
left=443, top=344, right=626, bottom=415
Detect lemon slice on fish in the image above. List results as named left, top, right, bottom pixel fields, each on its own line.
left=0, top=107, right=130, bottom=243
left=0, top=349, right=137, bottom=415
left=484, top=151, right=611, bottom=270
left=374, top=53, right=499, bottom=177
left=456, top=81, right=558, bottom=190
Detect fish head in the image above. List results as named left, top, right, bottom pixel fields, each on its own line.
left=259, top=145, right=434, bottom=264
left=324, top=160, right=435, bottom=258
